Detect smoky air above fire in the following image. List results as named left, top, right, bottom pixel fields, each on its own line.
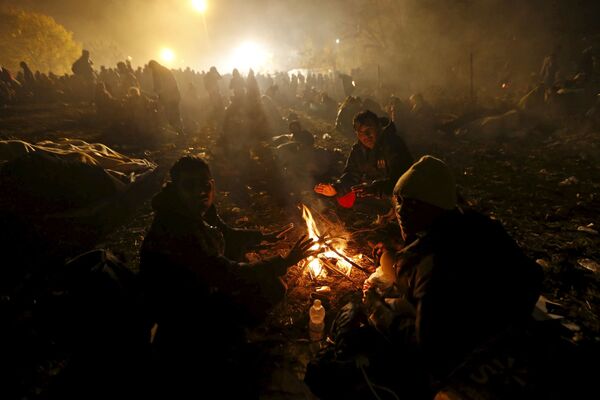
left=6, top=0, right=599, bottom=95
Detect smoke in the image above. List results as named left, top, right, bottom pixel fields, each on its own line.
left=3, top=0, right=599, bottom=97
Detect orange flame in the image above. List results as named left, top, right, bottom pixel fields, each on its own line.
left=301, top=204, right=353, bottom=278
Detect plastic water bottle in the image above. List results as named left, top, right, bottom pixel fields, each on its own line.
left=309, top=299, right=326, bottom=341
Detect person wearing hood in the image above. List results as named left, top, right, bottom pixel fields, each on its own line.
left=306, top=156, right=542, bottom=399
left=204, top=66, right=224, bottom=125
left=148, top=59, right=183, bottom=134
left=229, top=68, right=246, bottom=100
left=71, top=49, right=95, bottom=80
left=140, top=156, right=315, bottom=397
left=314, top=109, right=413, bottom=211
left=19, top=61, right=35, bottom=87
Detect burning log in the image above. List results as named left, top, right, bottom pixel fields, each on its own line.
left=320, top=258, right=362, bottom=287
left=300, top=204, right=369, bottom=280
left=320, top=239, right=370, bottom=274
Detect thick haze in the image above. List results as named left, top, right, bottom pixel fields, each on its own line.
left=2, top=0, right=599, bottom=96
left=4, top=0, right=342, bottom=71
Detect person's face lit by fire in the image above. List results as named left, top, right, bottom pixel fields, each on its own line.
left=175, top=170, right=215, bottom=216
left=355, top=123, right=378, bottom=150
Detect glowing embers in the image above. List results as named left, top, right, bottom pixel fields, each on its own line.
left=300, top=204, right=355, bottom=279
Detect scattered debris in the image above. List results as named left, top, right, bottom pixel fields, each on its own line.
left=535, top=259, right=551, bottom=269
left=558, top=176, right=579, bottom=186
left=561, top=321, right=582, bottom=332
left=235, top=216, right=250, bottom=224
left=577, top=225, right=598, bottom=235
left=577, top=258, right=600, bottom=274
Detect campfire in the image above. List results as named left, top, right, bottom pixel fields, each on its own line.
left=300, top=204, right=364, bottom=279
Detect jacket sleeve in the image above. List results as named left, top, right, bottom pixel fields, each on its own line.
left=203, top=205, right=263, bottom=259
left=142, top=227, right=288, bottom=323
left=194, top=252, right=289, bottom=322
left=368, top=134, right=413, bottom=197
left=333, top=144, right=363, bottom=196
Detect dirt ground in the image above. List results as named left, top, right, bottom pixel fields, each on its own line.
left=1, top=101, right=599, bottom=398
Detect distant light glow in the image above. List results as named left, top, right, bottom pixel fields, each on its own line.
left=229, top=41, right=272, bottom=72
left=160, top=48, right=175, bottom=63
left=335, top=38, right=340, bottom=44
left=192, top=0, right=207, bottom=13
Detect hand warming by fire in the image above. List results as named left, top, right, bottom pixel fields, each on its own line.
left=299, top=204, right=364, bottom=279
left=5, top=0, right=592, bottom=394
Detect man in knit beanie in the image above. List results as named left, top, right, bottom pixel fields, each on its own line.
left=392, top=155, right=457, bottom=240
left=306, top=155, right=542, bottom=400
left=372, top=155, right=541, bottom=378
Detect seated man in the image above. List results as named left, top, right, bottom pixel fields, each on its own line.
left=140, top=156, right=315, bottom=397
left=314, top=110, right=413, bottom=213
left=306, top=156, right=542, bottom=399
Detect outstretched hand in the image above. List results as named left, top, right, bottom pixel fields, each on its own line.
left=314, top=183, right=337, bottom=197
left=283, top=235, right=320, bottom=266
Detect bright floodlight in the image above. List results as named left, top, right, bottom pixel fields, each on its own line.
left=335, top=38, right=340, bottom=44
left=160, top=48, right=175, bottom=63
left=192, top=0, right=207, bottom=13
left=230, top=41, right=271, bottom=72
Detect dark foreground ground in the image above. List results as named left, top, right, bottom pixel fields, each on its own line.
left=1, top=102, right=599, bottom=399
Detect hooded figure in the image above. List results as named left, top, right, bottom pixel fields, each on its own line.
left=229, top=68, right=246, bottom=99
left=71, top=49, right=95, bottom=80
left=19, top=61, right=35, bottom=86
left=148, top=60, right=182, bottom=132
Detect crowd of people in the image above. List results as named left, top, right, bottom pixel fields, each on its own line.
left=3, top=46, right=599, bottom=151
left=2, top=45, right=599, bottom=399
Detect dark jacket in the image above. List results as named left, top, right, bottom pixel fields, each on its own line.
left=140, top=184, right=287, bottom=350
left=71, top=56, right=94, bottom=80
left=383, top=209, right=542, bottom=378
left=151, top=65, right=180, bottom=103
left=334, top=121, right=413, bottom=197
